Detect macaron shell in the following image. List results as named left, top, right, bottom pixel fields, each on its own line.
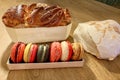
left=41, top=46, right=46, bottom=62
left=37, top=45, right=44, bottom=62
left=78, top=43, right=84, bottom=60
left=61, top=41, right=69, bottom=61
left=67, top=41, right=73, bottom=61
left=29, top=44, right=38, bottom=63
left=28, top=45, right=33, bottom=62
left=50, top=42, right=62, bottom=62
left=50, top=43, right=55, bottom=62
left=44, top=44, right=50, bottom=62
left=23, top=43, right=32, bottom=62
left=55, top=43, right=62, bottom=62
left=71, top=43, right=81, bottom=61
left=16, top=43, right=25, bottom=63
left=10, top=42, right=20, bottom=63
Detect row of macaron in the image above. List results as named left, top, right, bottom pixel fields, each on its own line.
left=10, top=41, right=84, bottom=63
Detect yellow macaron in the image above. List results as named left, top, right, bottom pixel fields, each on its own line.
left=23, top=43, right=32, bottom=62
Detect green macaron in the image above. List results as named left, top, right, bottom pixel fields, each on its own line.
left=44, top=44, right=50, bottom=62
left=37, top=45, right=44, bottom=62
left=36, top=44, right=50, bottom=62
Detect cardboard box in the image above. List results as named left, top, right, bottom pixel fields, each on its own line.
left=7, top=59, right=84, bottom=70
left=6, top=23, right=72, bottom=43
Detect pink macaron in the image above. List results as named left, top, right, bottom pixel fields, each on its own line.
left=50, top=42, right=62, bottom=62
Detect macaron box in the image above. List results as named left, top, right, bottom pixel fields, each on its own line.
left=7, top=41, right=84, bottom=70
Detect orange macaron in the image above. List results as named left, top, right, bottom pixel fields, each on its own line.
left=71, top=43, right=84, bottom=61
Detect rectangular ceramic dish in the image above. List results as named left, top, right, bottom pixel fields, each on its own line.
left=7, top=59, right=84, bottom=70
left=5, top=23, right=72, bottom=43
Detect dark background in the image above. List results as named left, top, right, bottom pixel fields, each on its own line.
left=97, top=0, right=120, bottom=8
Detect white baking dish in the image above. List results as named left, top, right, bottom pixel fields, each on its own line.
left=6, top=23, right=72, bottom=43
left=7, top=59, right=84, bottom=70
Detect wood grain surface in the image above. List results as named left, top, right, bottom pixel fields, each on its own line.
left=0, top=0, right=120, bottom=80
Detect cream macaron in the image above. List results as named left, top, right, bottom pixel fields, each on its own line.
left=61, top=41, right=73, bottom=61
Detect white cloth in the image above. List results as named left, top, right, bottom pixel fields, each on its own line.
left=73, top=20, right=120, bottom=60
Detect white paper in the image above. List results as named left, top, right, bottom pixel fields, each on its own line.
left=73, top=20, right=120, bottom=60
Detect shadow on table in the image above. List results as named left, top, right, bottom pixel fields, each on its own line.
left=1, top=43, right=12, bottom=70
left=7, top=63, right=97, bottom=80
left=98, top=55, right=120, bottom=74
left=86, top=52, right=120, bottom=74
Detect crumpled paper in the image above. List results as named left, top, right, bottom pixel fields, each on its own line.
left=73, top=20, right=120, bottom=60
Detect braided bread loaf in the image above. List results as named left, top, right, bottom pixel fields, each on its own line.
left=2, top=3, right=71, bottom=27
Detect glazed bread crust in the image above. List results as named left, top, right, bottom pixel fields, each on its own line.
left=2, top=3, right=71, bottom=27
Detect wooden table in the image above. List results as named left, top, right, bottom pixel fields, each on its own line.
left=0, top=0, right=120, bottom=80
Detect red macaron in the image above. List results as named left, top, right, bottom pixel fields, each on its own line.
left=28, top=44, right=38, bottom=63
left=50, top=42, right=62, bottom=62
left=10, top=42, right=25, bottom=63
left=66, top=41, right=73, bottom=61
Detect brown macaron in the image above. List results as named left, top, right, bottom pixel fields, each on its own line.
left=71, top=43, right=84, bottom=61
